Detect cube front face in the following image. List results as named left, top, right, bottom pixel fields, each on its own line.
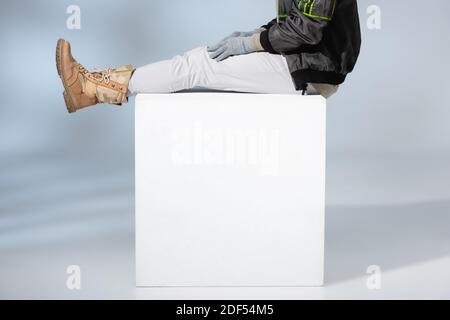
left=136, top=93, right=326, bottom=287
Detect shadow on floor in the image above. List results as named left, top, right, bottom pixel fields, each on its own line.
left=325, top=199, right=450, bottom=284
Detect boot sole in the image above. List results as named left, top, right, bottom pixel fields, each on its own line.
left=56, top=39, right=77, bottom=113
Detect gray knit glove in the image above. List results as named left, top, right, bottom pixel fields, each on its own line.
left=219, top=28, right=266, bottom=43
left=208, top=34, right=264, bottom=62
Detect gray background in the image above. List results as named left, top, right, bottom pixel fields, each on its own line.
left=1, top=0, right=450, bottom=299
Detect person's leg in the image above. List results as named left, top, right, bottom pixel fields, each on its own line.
left=128, top=47, right=301, bottom=95
left=56, top=40, right=314, bottom=114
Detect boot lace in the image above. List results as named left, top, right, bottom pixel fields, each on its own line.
left=79, top=65, right=113, bottom=85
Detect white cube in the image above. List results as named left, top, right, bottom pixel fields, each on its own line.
left=136, top=93, right=326, bottom=287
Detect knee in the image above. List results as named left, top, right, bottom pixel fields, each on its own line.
left=172, top=47, right=211, bottom=86
left=173, top=47, right=208, bottom=69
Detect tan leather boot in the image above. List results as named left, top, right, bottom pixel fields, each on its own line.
left=56, top=39, right=135, bottom=113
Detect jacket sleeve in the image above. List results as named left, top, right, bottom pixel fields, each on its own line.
left=260, top=0, right=337, bottom=54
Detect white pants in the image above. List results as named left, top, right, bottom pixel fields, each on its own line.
left=128, top=47, right=319, bottom=95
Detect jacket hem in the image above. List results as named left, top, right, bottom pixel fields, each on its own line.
left=291, top=69, right=346, bottom=90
